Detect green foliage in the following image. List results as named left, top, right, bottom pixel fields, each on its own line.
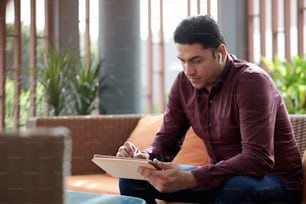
left=6, top=23, right=44, bottom=87
left=5, top=23, right=103, bottom=124
left=5, top=79, right=44, bottom=130
left=261, top=55, right=306, bottom=114
left=37, top=46, right=102, bottom=116
left=37, top=46, right=76, bottom=115
left=73, top=59, right=101, bottom=115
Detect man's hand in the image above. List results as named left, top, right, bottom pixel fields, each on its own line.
left=116, top=141, right=149, bottom=159
left=138, top=159, right=198, bottom=193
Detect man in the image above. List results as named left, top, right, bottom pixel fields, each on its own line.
left=116, top=15, right=303, bottom=203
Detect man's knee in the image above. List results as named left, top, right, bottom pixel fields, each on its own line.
left=217, top=176, right=263, bottom=203
left=217, top=175, right=299, bottom=204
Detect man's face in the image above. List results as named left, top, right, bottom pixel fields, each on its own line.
left=176, top=43, right=223, bottom=91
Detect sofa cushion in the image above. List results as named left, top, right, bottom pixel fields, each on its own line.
left=172, top=128, right=208, bottom=166
left=127, top=115, right=208, bottom=166
left=127, top=115, right=162, bottom=150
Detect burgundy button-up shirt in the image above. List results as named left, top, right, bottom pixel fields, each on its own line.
left=144, top=55, right=303, bottom=189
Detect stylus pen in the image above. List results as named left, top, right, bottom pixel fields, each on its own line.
left=133, top=147, right=140, bottom=157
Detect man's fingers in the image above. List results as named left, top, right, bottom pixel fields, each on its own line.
left=116, top=146, right=129, bottom=157
left=134, top=152, right=149, bottom=159
left=116, top=141, right=141, bottom=158
left=124, top=141, right=137, bottom=155
left=152, top=158, right=174, bottom=170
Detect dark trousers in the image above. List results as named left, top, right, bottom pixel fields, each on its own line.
left=119, top=165, right=301, bottom=204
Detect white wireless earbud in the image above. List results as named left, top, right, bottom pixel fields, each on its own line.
left=219, top=53, right=223, bottom=64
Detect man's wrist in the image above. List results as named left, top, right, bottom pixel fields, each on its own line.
left=183, top=171, right=198, bottom=189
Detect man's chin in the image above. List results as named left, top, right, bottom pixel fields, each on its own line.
left=191, top=83, right=204, bottom=90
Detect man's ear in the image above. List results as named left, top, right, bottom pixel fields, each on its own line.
left=216, top=44, right=227, bottom=64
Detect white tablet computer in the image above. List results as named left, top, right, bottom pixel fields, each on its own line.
left=91, top=154, right=159, bottom=180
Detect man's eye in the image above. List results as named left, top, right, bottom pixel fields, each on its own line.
left=191, top=59, right=202, bottom=64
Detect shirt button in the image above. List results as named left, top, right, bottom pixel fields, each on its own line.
left=208, top=123, right=212, bottom=128
left=209, top=100, right=213, bottom=104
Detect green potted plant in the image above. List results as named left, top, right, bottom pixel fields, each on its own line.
left=262, top=55, right=306, bottom=114
left=37, top=46, right=76, bottom=115
left=37, top=45, right=104, bottom=116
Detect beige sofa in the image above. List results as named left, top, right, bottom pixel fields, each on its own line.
left=26, top=114, right=306, bottom=202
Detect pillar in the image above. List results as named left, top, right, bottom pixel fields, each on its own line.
left=98, top=0, right=141, bottom=114
left=218, top=0, right=248, bottom=60
left=51, top=0, right=79, bottom=51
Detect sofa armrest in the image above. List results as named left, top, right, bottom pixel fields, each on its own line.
left=26, top=115, right=142, bottom=175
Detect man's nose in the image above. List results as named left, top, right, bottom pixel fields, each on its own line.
left=184, top=63, right=195, bottom=75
